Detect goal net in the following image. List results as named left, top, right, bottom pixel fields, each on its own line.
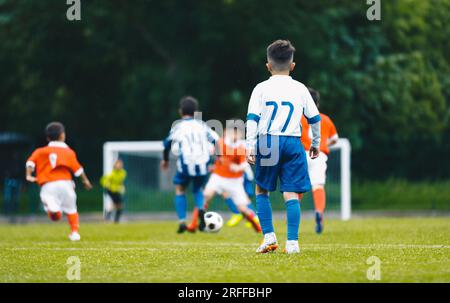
left=103, top=139, right=351, bottom=220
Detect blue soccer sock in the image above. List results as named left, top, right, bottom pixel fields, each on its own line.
left=256, top=194, right=274, bottom=234
left=285, top=199, right=301, bottom=241
left=175, top=194, right=187, bottom=221
left=225, top=198, right=240, bottom=214
left=193, top=191, right=204, bottom=210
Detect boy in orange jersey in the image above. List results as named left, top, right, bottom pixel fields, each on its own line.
left=25, top=122, right=93, bottom=241
left=188, top=126, right=261, bottom=233
left=300, top=88, right=338, bottom=234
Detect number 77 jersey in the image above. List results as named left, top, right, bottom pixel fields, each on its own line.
left=246, top=75, right=321, bottom=150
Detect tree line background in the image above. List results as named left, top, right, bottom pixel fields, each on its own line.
left=0, top=0, right=449, bottom=182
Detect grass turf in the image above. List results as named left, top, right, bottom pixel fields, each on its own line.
left=0, top=217, right=448, bottom=282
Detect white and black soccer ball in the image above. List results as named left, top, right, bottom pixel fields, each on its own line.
left=203, top=212, right=223, bottom=233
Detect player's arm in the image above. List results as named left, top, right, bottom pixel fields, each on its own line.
left=328, top=118, right=339, bottom=147
left=161, top=140, right=171, bottom=171
left=119, top=172, right=127, bottom=194
left=246, top=85, right=262, bottom=165
left=25, top=166, right=36, bottom=183
left=328, top=134, right=339, bottom=147
left=206, top=125, right=219, bottom=145
left=100, top=174, right=110, bottom=189
left=25, top=151, right=38, bottom=183
left=203, top=124, right=220, bottom=171
left=161, top=127, right=175, bottom=171
left=304, top=88, right=321, bottom=159
left=70, top=151, right=92, bottom=190
left=79, top=171, right=93, bottom=190
left=243, top=163, right=254, bottom=181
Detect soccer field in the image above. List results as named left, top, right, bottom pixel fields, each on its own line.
left=0, top=217, right=448, bottom=283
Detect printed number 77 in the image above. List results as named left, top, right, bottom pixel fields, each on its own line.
left=265, top=101, right=294, bottom=133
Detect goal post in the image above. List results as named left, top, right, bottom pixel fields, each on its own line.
left=329, top=138, right=351, bottom=220
left=102, top=141, right=165, bottom=216
left=103, top=138, right=351, bottom=220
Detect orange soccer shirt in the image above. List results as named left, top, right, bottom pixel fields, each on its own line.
left=301, top=113, right=338, bottom=155
left=26, top=141, right=83, bottom=186
left=213, top=138, right=246, bottom=179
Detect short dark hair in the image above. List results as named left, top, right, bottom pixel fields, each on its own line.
left=308, top=87, right=320, bottom=107
left=267, top=40, right=296, bottom=71
left=45, top=122, right=65, bottom=141
left=179, top=96, right=199, bottom=116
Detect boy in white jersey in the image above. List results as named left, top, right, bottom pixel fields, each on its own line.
left=161, top=96, right=219, bottom=233
left=246, top=40, right=321, bottom=254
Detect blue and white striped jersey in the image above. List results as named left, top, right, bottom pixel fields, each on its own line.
left=164, top=118, right=219, bottom=176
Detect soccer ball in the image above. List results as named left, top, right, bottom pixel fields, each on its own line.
left=203, top=212, right=223, bottom=233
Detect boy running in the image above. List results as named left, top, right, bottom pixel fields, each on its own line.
left=25, top=122, right=93, bottom=241
left=246, top=40, right=321, bottom=254
left=189, top=127, right=261, bottom=233
left=301, top=88, right=338, bottom=234
left=161, top=96, right=219, bottom=233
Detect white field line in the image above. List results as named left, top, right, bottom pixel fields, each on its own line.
left=1, top=243, right=449, bottom=251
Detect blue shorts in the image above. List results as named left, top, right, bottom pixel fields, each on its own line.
left=173, top=172, right=207, bottom=193
left=255, top=135, right=311, bottom=193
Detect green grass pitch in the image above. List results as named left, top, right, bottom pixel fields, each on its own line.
left=0, top=217, right=448, bottom=282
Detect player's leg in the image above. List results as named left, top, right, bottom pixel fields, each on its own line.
left=236, top=203, right=261, bottom=233
left=185, top=175, right=207, bottom=232
left=173, top=172, right=190, bottom=233
left=255, top=185, right=278, bottom=253
left=175, top=184, right=189, bottom=233
left=189, top=175, right=208, bottom=231
left=59, top=181, right=80, bottom=241
left=222, top=192, right=243, bottom=227
left=40, top=182, right=63, bottom=222
left=193, top=174, right=217, bottom=232
left=112, top=193, right=124, bottom=224
left=106, top=190, right=123, bottom=223
left=197, top=187, right=216, bottom=231
left=282, top=191, right=302, bottom=253
left=254, top=136, right=280, bottom=253
left=309, top=152, right=328, bottom=234
left=279, top=137, right=311, bottom=254
left=225, top=178, right=261, bottom=232
left=242, top=176, right=258, bottom=228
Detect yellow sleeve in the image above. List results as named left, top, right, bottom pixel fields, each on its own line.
left=100, top=174, right=111, bottom=188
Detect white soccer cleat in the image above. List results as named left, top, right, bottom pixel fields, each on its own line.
left=284, top=240, right=300, bottom=254
left=68, top=232, right=81, bottom=241
left=256, top=232, right=278, bottom=253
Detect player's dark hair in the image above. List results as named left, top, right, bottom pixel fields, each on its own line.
left=308, top=87, right=320, bottom=108
left=179, top=96, right=199, bottom=116
left=45, top=122, right=65, bottom=141
left=267, top=40, right=296, bottom=71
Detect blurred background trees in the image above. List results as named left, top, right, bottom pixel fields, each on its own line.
left=0, top=0, right=448, bottom=181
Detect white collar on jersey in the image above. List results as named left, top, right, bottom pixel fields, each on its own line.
left=270, top=75, right=292, bottom=79
left=48, top=141, right=68, bottom=148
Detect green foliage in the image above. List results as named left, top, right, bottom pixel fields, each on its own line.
left=358, top=52, right=446, bottom=143
left=0, top=0, right=449, bottom=179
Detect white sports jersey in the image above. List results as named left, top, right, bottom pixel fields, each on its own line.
left=165, top=118, right=218, bottom=176
left=246, top=75, right=320, bottom=150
